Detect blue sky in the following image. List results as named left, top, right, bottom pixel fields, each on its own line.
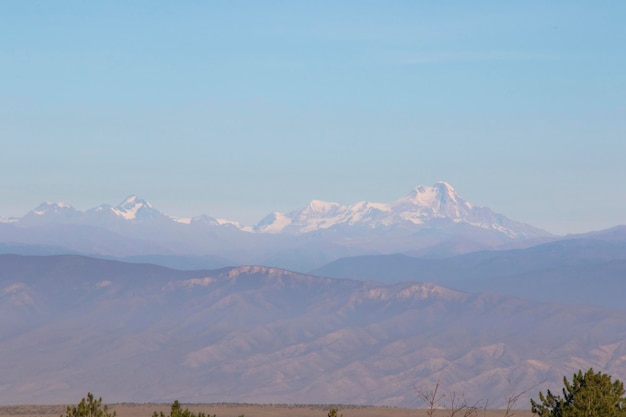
left=1, top=1, right=625, bottom=234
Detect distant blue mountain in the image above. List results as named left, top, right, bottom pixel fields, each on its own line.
left=311, top=235, right=626, bottom=310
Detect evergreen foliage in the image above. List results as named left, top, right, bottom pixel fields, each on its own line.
left=327, top=408, right=343, bottom=417
left=61, top=393, right=116, bottom=417
left=151, top=401, right=216, bottom=417
left=531, top=368, right=626, bottom=417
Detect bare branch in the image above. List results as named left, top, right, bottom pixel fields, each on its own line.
left=415, top=380, right=445, bottom=417
left=447, top=391, right=483, bottom=417
left=415, top=379, right=533, bottom=417
left=503, top=378, right=536, bottom=417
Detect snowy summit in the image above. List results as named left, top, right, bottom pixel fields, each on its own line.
left=8, top=182, right=549, bottom=240
left=254, top=181, right=540, bottom=238
left=111, top=195, right=162, bottom=220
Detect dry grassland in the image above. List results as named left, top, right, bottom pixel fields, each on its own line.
left=0, top=404, right=534, bottom=417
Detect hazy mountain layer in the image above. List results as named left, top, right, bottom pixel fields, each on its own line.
left=1, top=255, right=625, bottom=407
left=311, top=230, right=626, bottom=310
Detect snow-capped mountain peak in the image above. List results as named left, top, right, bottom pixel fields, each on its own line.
left=255, top=211, right=293, bottom=233
left=396, top=181, right=459, bottom=206
left=18, top=201, right=82, bottom=226
left=252, top=182, right=548, bottom=238
left=391, top=181, right=473, bottom=219
left=9, top=195, right=250, bottom=232
left=299, top=200, right=343, bottom=217
left=111, top=195, right=160, bottom=220
left=5, top=184, right=550, bottom=246
left=117, top=195, right=153, bottom=211
left=32, top=202, right=75, bottom=216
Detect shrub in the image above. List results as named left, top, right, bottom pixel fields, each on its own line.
left=530, top=368, right=626, bottom=417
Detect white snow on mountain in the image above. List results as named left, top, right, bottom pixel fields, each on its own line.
left=171, top=216, right=216, bottom=227
left=215, top=218, right=254, bottom=232
left=111, top=195, right=162, bottom=220
left=392, top=182, right=473, bottom=219
left=254, top=181, right=533, bottom=237
left=17, top=202, right=83, bottom=225
left=32, top=202, right=76, bottom=216
left=4, top=182, right=549, bottom=239
left=256, top=200, right=394, bottom=233
left=175, top=214, right=249, bottom=230
left=255, top=211, right=293, bottom=233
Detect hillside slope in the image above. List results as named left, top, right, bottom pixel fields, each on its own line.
left=1, top=256, right=625, bottom=406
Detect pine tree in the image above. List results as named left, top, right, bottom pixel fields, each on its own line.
left=152, top=401, right=216, bottom=417
left=531, top=369, right=626, bottom=417
left=61, top=393, right=116, bottom=417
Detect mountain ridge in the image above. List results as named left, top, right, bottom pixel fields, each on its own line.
left=2, top=254, right=625, bottom=406
left=0, top=183, right=571, bottom=271
left=310, top=233, right=626, bottom=310
left=254, top=182, right=548, bottom=238
left=6, top=182, right=550, bottom=239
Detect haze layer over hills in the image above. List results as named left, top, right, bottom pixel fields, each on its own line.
left=2, top=255, right=626, bottom=406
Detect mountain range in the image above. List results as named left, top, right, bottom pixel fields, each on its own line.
left=2, top=183, right=625, bottom=407
left=0, top=183, right=552, bottom=271
left=2, top=254, right=626, bottom=407
left=311, top=227, right=626, bottom=310
left=1, top=182, right=546, bottom=237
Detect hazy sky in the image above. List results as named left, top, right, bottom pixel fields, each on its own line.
left=1, top=1, right=625, bottom=234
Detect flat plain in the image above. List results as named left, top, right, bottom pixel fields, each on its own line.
left=0, top=404, right=535, bottom=417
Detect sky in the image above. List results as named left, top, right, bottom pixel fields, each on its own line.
left=1, top=1, right=625, bottom=235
